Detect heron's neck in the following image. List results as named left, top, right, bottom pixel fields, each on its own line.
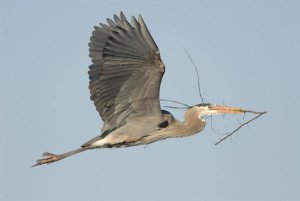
left=139, top=117, right=205, bottom=145
left=183, top=117, right=206, bottom=136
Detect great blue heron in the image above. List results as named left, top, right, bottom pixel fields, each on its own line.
left=33, top=12, right=248, bottom=167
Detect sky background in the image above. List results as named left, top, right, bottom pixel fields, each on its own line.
left=1, top=0, right=300, bottom=201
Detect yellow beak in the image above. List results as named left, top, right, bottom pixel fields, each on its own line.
left=209, top=105, right=247, bottom=114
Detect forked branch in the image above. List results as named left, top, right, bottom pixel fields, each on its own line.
left=215, top=111, right=267, bottom=145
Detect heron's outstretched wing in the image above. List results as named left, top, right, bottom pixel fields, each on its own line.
left=89, top=12, right=165, bottom=133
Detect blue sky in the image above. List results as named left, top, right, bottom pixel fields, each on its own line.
left=1, top=0, right=300, bottom=201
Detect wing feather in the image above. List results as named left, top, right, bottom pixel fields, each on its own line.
left=88, top=12, right=165, bottom=133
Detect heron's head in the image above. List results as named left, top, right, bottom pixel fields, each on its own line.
left=193, top=103, right=246, bottom=118
left=183, top=103, right=246, bottom=134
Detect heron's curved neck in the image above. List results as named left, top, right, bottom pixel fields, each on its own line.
left=128, top=108, right=206, bottom=146
left=138, top=109, right=205, bottom=145
left=183, top=109, right=206, bottom=136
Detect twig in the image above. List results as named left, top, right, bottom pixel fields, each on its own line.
left=215, top=111, right=267, bottom=145
left=163, top=106, right=188, bottom=110
left=160, top=99, right=190, bottom=108
left=209, top=116, right=220, bottom=134
left=183, top=48, right=205, bottom=103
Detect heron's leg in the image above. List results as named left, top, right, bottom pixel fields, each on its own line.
left=32, top=152, right=61, bottom=167
left=32, top=146, right=90, bottom=167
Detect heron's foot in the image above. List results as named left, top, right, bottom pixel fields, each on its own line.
left=32, top=152, right=61, bottom=167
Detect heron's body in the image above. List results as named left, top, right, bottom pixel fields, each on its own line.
left=33, top=12, right=246, bottom=167
left=83, top=107, right=206, bottom=148
left=83, top=115, right=165, bottom=148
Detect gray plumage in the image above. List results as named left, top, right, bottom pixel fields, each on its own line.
left=33, top=12, right=246, bottom=167
left=89, top=12, right=164, bottom=133
left=85, top=12, right=165, bottom=147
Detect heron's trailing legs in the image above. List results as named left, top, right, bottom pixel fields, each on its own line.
left=32, top=146, right=90, bottom=167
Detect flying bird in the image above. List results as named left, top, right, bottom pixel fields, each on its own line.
left=33, top=12, right=250, bottom=167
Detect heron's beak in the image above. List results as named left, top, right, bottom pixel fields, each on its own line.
left=209, top=105, right=246, bottom=115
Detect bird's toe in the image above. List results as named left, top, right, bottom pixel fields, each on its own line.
left=32, top=152, right=60, bottom=167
